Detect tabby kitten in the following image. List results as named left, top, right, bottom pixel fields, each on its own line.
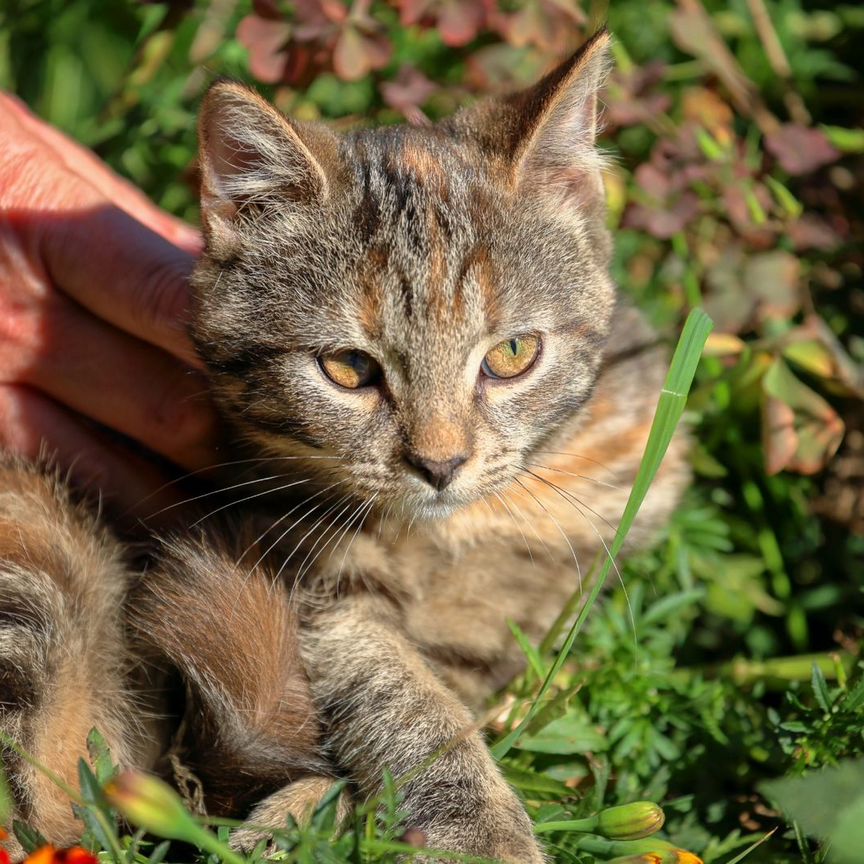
left=0, top=28, right=688, bottom=863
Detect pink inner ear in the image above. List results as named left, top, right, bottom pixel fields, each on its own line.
left=199, top=84, right=331, bottom=208
left=508, top=36, right=611, bottom=204
left=209, top=127, right=267, bottom=182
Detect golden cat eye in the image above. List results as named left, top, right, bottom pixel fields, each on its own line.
left=319, top=350, right=380, bottom=389
left=481, top=334, right=541, bottom=380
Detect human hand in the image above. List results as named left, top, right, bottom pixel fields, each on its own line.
left=0, top=93, right=221, bottom=520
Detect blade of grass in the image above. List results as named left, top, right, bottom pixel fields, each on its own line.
left=724, top=827, right=778, bottom=863
left=0, top=760, right=11, bottom=827
left=492, top=308, right=713, bottom=759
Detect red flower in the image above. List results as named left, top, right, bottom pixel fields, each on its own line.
left=19, top=846, right=98, bottom=864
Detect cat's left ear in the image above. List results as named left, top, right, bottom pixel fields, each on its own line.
left=198, top=81, right=340, bottom=253
left=507, top=28, right=611, bottom=201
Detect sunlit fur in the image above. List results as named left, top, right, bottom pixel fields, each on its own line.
left=0, top=31, right=690, bottom=864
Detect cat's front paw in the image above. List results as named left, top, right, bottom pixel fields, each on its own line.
left=416, top=822, right=545, bottom=864
left=412, top=793, right=545, bottom=864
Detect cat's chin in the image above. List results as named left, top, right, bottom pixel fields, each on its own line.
left=384, top=487, right=474, bottom=522
left=413, top=499, right=463, bottom=521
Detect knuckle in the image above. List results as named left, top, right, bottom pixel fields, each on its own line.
left=132, top=255, right=190, bottom=336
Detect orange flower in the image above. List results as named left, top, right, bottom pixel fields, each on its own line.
left=0, top=827, right=9, bottom=864
left=19, top=846, right=98, bottom=864
left=603, top=847, right=704, bottom=864
left=607, top=853, right=703, bottom=864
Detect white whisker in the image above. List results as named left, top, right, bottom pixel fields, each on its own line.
left=526, top=462, right=621, bottom=490
left=189, top=477, right=313, bottom=528
left=513, top=477, right=582, bottom=593
left=521, top=470, right=635, bottom=643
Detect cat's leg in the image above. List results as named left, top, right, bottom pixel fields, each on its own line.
left=132, top=533, right=327, bottom=816
left=301, top=594, right=545, bottom=864
left=0, top=458, right=152, bottom=851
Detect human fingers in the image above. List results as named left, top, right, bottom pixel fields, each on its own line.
left=7, top=292, right=222, bottom=474
left=0, top=92, right=201, bottom=254
left=2, top=97, right=202, bottom=369
left=0, top=382, right=186, bottom=521
left=39, top=206, right=203, bottom=369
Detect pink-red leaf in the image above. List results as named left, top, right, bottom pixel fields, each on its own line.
left=765, top=124, right=840, bottom=176
left=762, top=358, right=844, bottom=475
left=438, top=0, right=487, bottom=46
left=380, top=66, right=437, bottom=119
left=237, top=14, right=292, bottom=83
left=332, top=23, right=391, bottom=81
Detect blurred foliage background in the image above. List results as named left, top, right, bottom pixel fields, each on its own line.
left=0, top=0, right=863, bottom=861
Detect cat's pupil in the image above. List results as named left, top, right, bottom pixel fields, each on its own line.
left=508, top=340, right=519, bottom=356
left=346, top=352, right=367, bottom=373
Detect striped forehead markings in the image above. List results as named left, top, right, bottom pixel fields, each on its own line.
left=349, top=138, right=501, bottom=335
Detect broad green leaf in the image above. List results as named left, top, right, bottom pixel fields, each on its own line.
left=87, top=728, right=118, bottom=785
left=518, top=714, right=607, bottom=755
left=832, top=796, right=864, bottom=864
left=502, top=765, right=572, bottom=797
left=762, top=761, right=864, bottom=864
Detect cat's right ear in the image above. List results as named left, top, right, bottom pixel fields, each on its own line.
left=198, top=82, right=338, bottom=252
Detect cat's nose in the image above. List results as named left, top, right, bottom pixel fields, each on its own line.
left=404, top=452, right=469, bottom=491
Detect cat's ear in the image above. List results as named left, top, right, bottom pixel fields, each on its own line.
left=198, top=82, right=338, bottom=248
left=510, top=29, right=610, bottom=192
left=461, top=29, right=611, bottom=203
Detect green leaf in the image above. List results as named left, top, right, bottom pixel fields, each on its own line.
left=0, top=762, right=11, bottom=827
left=843, top=675, right=864, bottom=713
left=640, top=589, right=706, bottom=627
left=761, top=760, right=864, bottom=864
left=508, top=619, right=547, bottom=681
left=765, top=176, right=803, bottom=218
left=12, top=821, right=48, bottom=855
left=75, top=758, right=120, bottom=857
left=811, top=663, right=834, bottom=712
left=502, top=765, right=572, bottom=797
left=147, top=841, right=171, bottom=864
left=832, top=796, right=864, bottom=864
left=87, top=727, right=118, bottom=785
left=821, top=124, right=864, bottom=153
left=518, top=714, right=607, bottom=756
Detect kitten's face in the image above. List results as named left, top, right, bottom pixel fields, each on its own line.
left=193, top=33, right=615, bottom=519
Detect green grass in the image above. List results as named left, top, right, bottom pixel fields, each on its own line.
left=1, top=0, right=862, bottom=861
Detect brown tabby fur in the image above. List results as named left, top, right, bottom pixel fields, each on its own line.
left=0, top=30, right=688, bottom=862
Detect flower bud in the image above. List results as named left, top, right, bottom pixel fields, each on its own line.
left=596, top=801, right=666, bottom=839
left=104, top=771, right=200, bottom=843
left=606, top=853, right=703, bottom=864
left=576, top=835, right=703, bottom=863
